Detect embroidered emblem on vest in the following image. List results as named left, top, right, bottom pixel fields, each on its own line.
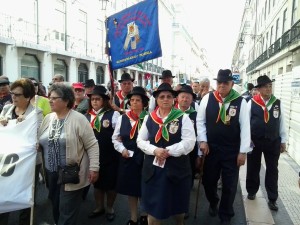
left=273, top=105, right=279, bottom=118
left=103, top=119, right=110, bottom=128
left=229, top=106, right=237, bottom=117
left=169, top=119, right=179, bottom=134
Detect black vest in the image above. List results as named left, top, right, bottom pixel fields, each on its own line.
left=251, top=99, right=281, bottom=140
left=86, top=110, right=118, bottom=165
left=114, top=94, right=130, bottom=110
left=142, top=112, right=191, bottom=183
left=206, top=92, right=242, bottom=147
left=119, top=114, right=144, bottom=165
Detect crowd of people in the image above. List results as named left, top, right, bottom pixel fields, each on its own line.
left=0, top=68, right=287, bottom=225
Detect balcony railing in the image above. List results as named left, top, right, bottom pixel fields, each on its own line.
left=246, top=19, right=300, bottom=73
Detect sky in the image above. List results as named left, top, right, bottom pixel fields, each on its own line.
left=184, top=0, right=246, bottom=75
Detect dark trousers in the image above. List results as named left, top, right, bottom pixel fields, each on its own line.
left=246, top=137, right=281, bottom=201
left=46, top=170, right=84, bottom=225
left=202, top=144, right=239, bottom=222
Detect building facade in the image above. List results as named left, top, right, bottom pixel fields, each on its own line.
left=233, top=0, right=300, bottom=164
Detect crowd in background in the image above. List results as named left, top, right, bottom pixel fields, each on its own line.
left=0, top=68, right=286, bottom=225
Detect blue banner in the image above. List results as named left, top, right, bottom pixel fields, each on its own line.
left=106, top=0, right=162, bottom=70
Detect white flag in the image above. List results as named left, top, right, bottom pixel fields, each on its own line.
left=0, top=111, right=38, bottom=213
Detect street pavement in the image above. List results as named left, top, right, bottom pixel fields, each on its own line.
left=8, top=178, right=246, bottom=225
left=8, top=152, right=300, bottom=225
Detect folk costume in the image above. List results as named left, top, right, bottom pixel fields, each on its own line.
left=86, top=107, right=120, bottom=191
left=137, top=83, right=196, bottom=220
left=197, top=69, right=251, bottom=223
left=114, top=73, right=134, bottom=112
left=246, top=75, right=287, bottom=206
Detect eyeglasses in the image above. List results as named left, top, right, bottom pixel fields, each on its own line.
left=49, top=96, right=62, bottom=101
left=157, top=95, right=173, bottom=100
left=91, top=97, right=103, bottom=101
left=74, top=89, right=84, bottom=92
left=32, top=83, right=38, bottom=86
left=10, top=92, right=24, bottom=97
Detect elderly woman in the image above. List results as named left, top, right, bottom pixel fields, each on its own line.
left=0, top=78, right=43, bottom=225
left=137, top=83, right=196, bottom=225
left=112, top=86, right=149, bottom=225
left=38, top=83, right=99, bottom=225
left=86, top=85, right=120, bottom=221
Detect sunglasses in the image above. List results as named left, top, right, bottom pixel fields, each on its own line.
left=32, top=83, right=38, bottom=86
left=74, top=89, right=84, bottom=92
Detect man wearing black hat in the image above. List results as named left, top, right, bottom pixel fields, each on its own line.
left=196, top=69, right=251, bottom=225
left=84, top=79, right=96, bottom=95
left=112, top=73, right=134, bottom=113
left=176, top=85, right=200, bottom=185
left=0, top=76, right=12, bottom=113
left=148, top=70, right=175, bottom=112
left=246, top=75, right=287, bottom=211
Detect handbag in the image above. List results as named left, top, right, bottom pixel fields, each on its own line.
left=60, top=153, right=84, bottom=184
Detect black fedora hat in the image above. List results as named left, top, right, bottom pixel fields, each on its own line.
left=87, top=85, right=110, bottom=99
left=255, top=75, right=274, bottom=88
left=153, top=83, right=177, bottom=98
left=214, top=69, right=233, bottom=82
left=127, top=86, right=149, bottom=102
left=84, top=79, right=95, bottom=87
left=118, top=73, right=134, bottom=83
left=159, top=70, right=175, bottom=79
left=177, top=85, right=196, bottom=99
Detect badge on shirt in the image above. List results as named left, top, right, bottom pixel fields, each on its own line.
left=229, top=106, right=237, bottom=117
left=103, top=119, right=110, bottom=128
left=169, top=120, right=179, bottom=134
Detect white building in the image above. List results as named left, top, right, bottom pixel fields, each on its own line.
left=233, top=0, right=300, bottom=164
left=0, top=0, right=207, bottom=90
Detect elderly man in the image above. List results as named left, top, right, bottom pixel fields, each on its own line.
left=0, top=76, right=12, bottom=113
left=52, top=74, right=64, bottom=83
left=112, top=73, right=134, bottom=113
left=196, top=69, right=251, bottom=225
left=148, top=70, right=174, bottom=112
left=176, top=85, right=200, bottom=184
left=246, top=75, right=287, bottom=211
left=72, top=82, right=89, bottom=114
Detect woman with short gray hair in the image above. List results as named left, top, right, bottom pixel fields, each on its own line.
left=38, top=83, right=99, bottom=225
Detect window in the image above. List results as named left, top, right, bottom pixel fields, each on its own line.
left=266, top=32, right=269, bottom=49
left=282, top=8, right=287, bottom=34
left=273, top=0, right=276, bottom=6
left=265, top=0, right=267, bottom=20
left=97, top=19, right=104, bottom=58
left=54, top=59, right=68, bottom=81
left=78, top=63, right=88, bottom=83
left=21, top=54, right=40, bottom=80
left=0, top=56, right=2, bottom=75
left=270, top=26, right=273, bottom=45
left=96, top=66, right=105, bottom=84
left=275, top=18, right=280, bottom=40
left=54, top=0, right=66, bottom=42
left=79, top=10, right=87, bottom=51
left=138, top=74, right=142, bottom=86
left=291, top=0, right=298, bottom=25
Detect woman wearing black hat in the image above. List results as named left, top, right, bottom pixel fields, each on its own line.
left=85, top=85, right=120, bottom=221
left=112, top=86, right=149, bottom=225
left=137, top=83, right=196, bottom=225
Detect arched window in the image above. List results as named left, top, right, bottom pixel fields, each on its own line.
left=96, top=66, right=104, bottom=84
left=21, top=54, right=40, bottom=80
left=54, top=59, right=68, bottom=81
left=78, top=63, right=88, bottom=83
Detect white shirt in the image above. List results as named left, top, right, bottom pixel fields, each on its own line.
left=247, top=96, right=287, bottom=143
left=196, top=93, right=252, bottom=153
left=112, top=113, right=138, bottom=153
left=137, top=111, right=196, bottom=157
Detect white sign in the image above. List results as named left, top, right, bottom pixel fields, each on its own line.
left=0, top=112, right=38, bottom=213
